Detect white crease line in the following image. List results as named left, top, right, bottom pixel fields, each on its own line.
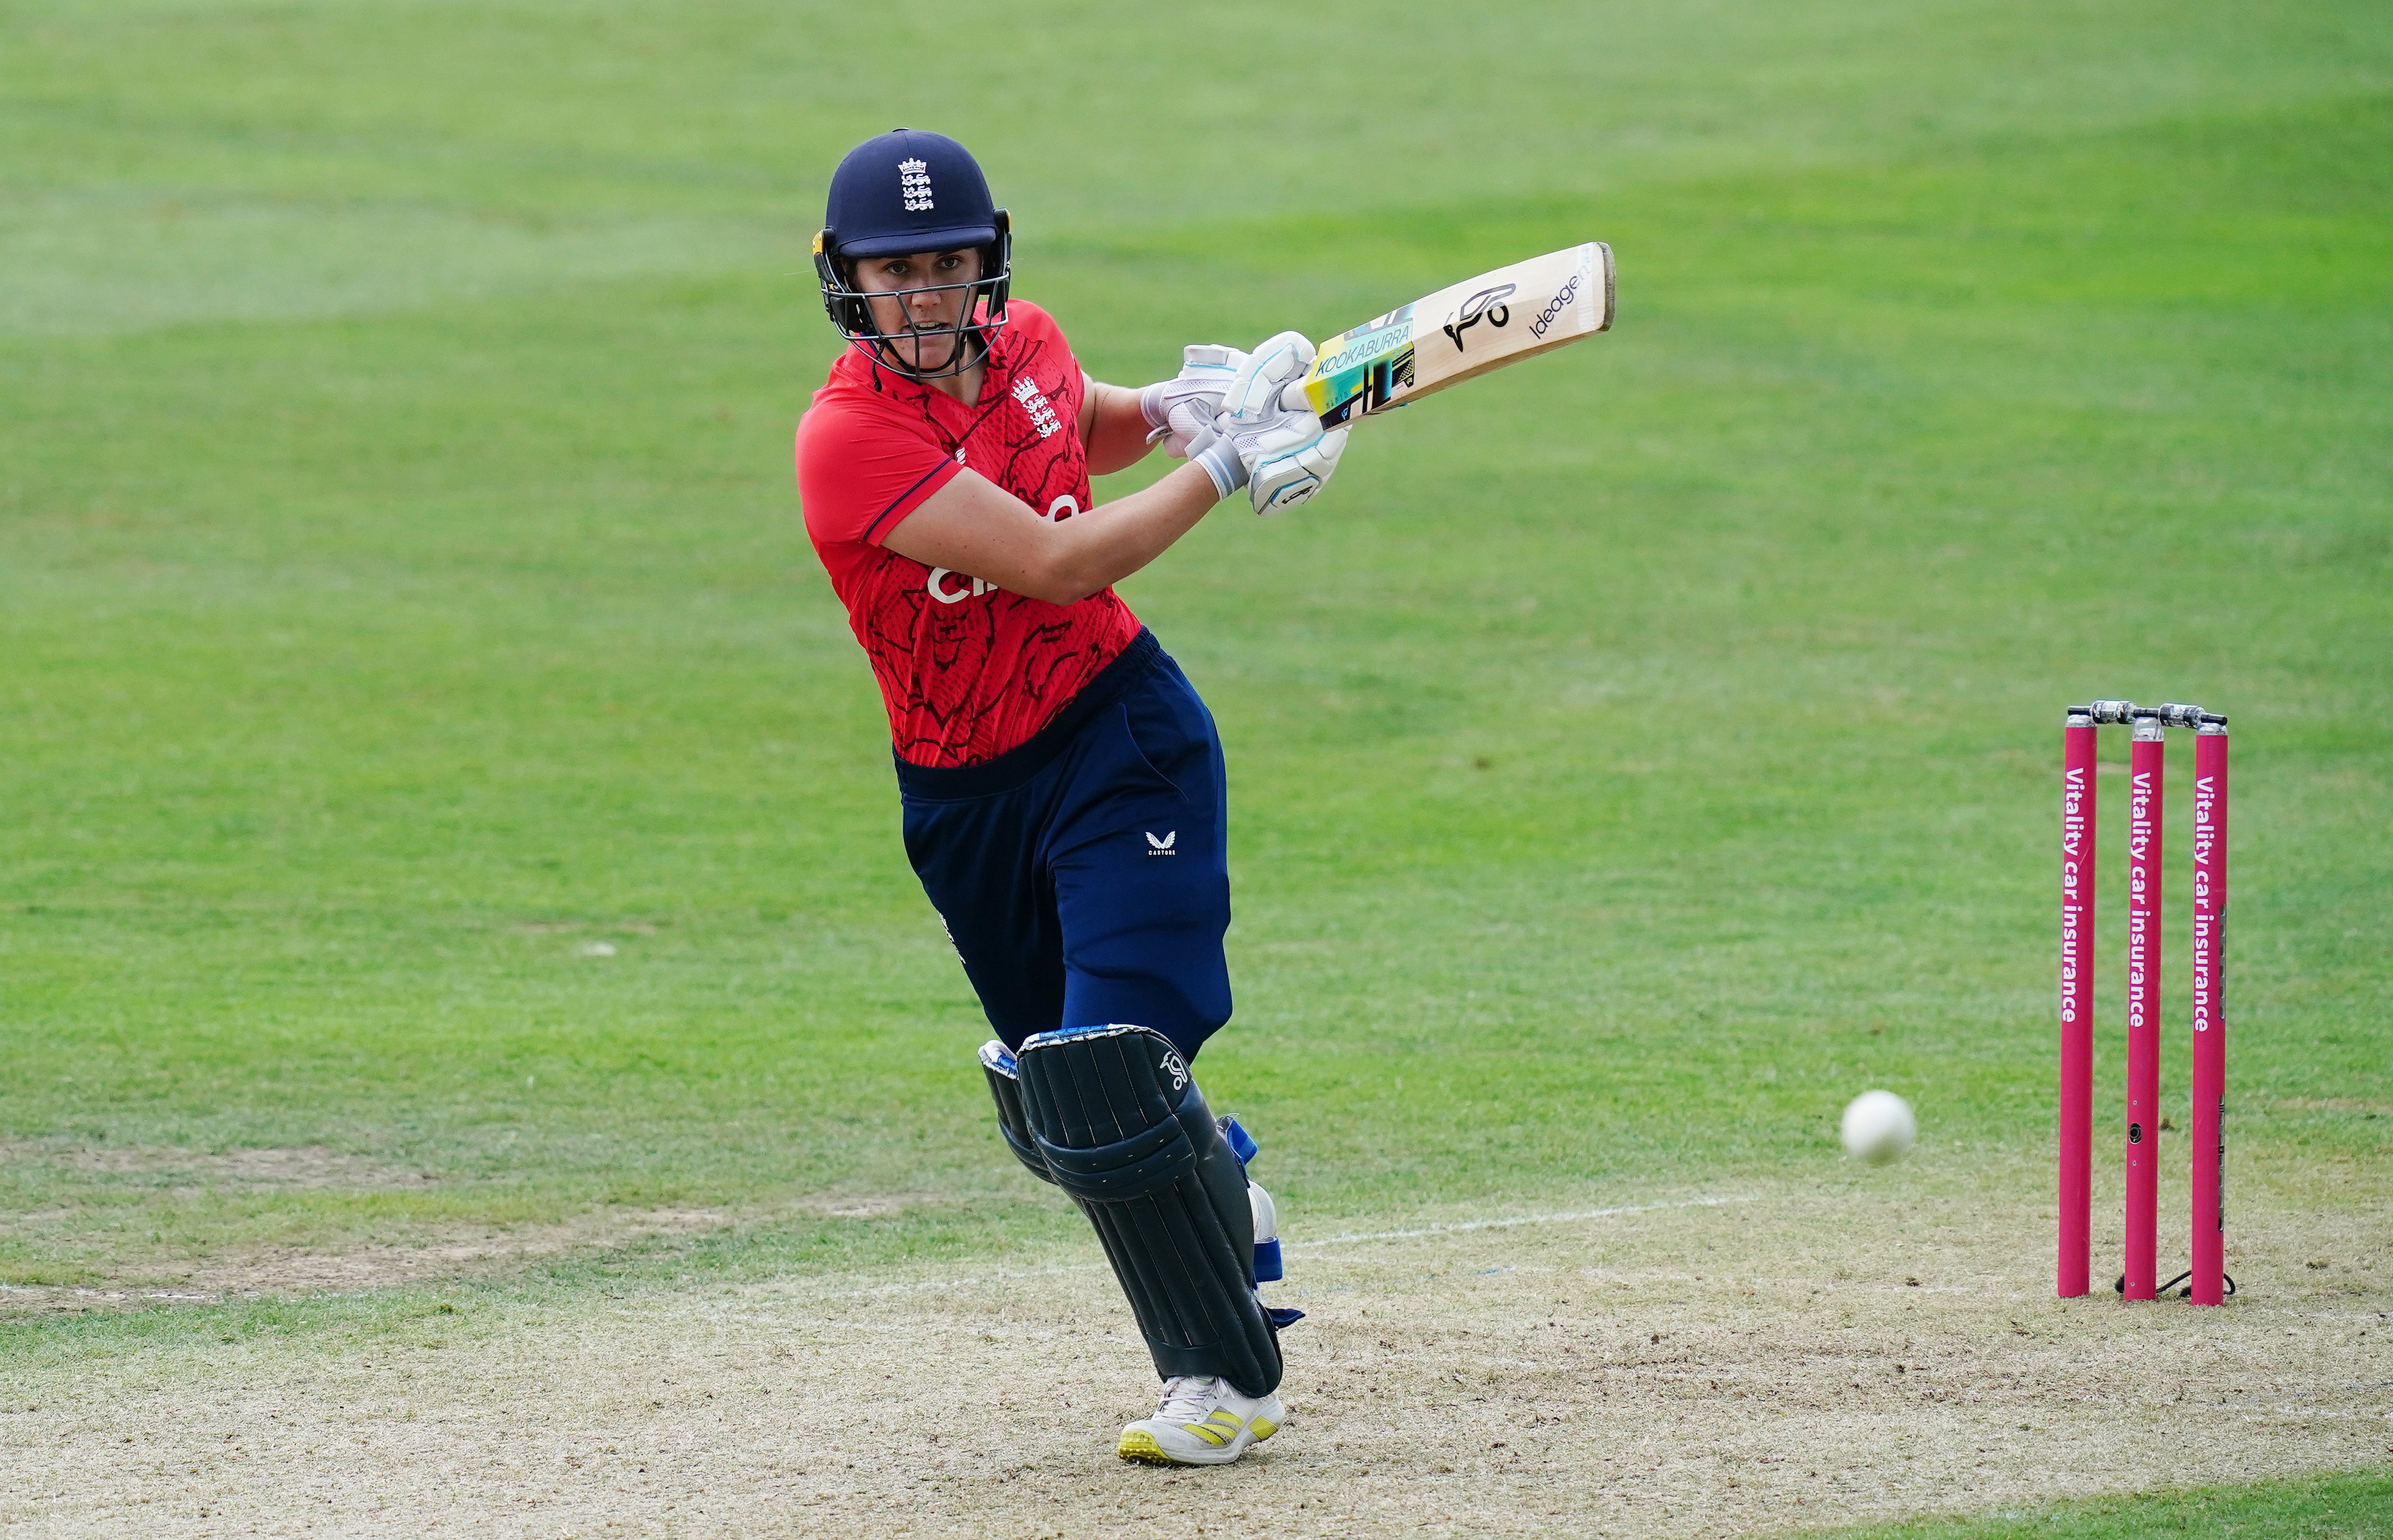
left=794, top=1261, right=1111, bottom=1303
left=6, top=1198, right=1756, bottom=1316
left=1292, top=1195, right=1750, bottom=1251
left=766, top=1196, right=1749, bottom=1307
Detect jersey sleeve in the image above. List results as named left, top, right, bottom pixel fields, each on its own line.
left=794, top=397, right=963, bottom=548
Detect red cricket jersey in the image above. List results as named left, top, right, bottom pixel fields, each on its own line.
left=795, top=302, right=1142, bottom=768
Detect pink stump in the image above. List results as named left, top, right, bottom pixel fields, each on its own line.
left=2189, top=723, right=2228, bottom=1304
left=2123, top=716, right=2165, bottom=1300
left=2059, top=715, right=2096, bottom=1298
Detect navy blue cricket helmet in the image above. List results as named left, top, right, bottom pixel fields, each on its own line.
left=814, top=128, right=1011, bottom=377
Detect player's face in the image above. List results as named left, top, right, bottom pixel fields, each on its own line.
left=852, top=248, right=982, bottom=373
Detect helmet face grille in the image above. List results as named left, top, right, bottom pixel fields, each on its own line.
left=815, top=218, right=1011, bottom=380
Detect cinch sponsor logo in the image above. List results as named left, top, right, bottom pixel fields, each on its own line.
left=926, top=495, right=1080, bottom=602
left=927, top=567, right=995, bottom=603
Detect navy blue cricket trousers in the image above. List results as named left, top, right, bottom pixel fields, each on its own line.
left=896, top=630, right=1232, bottom=1062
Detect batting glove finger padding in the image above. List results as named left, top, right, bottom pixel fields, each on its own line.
left=1244, top=382, right=1348, bottom=515
left=1149, top=395, right=1223, bottom=459
left=1218, top=331, right=1315, bottom=425
left=1139, top=344, right=1251, bottom=456
left=1189, top=403, right=1349, bottom=513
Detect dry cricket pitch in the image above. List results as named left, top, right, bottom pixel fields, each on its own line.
left=3, top=1181, right=2387, bottom=1537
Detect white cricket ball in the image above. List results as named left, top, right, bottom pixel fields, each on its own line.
left=1840, top=1090, right=1917, bottom=1165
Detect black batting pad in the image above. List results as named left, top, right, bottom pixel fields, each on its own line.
left=978, top=1040, right=1057, bottom=1184
left=1016, top=1024, right=1283, bottom=1396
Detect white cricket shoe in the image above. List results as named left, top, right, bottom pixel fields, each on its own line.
left=1117, top=1374, right=1284, bottom=1466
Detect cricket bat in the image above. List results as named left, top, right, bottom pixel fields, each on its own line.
left=1301, top=242, right=1613, bottom=428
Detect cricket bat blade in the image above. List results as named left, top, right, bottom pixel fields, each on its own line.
left=1302, top=242, right=1613, bottom=428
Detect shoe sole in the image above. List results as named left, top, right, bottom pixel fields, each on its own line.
left=1117, top=1417, right=1278, bottom=1468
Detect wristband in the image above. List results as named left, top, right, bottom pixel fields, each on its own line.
left=1138, top=381, right=1170, bottom=430
left=1185, top=426, right=1248, bottom=498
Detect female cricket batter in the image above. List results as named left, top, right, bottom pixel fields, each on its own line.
left=793, top=129, right=1349, bottom=1466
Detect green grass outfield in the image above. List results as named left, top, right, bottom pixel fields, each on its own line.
left=3, top=0, right=2389, bottom=1527
left=1833, top=1470, right=2393, bottom=1538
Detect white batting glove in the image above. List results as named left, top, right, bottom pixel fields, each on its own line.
left=1138, top=345, right=1249, bottom=459
left=1187, top=331, right=1312, bottom=500
left=1243, top=390, right=1349, bottom=516
left=1216, top=331, right=1314, bottom=428
left=1186, top=386, right=1349, bottom=515
left=1204, top=333, right=1348, bottom=514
